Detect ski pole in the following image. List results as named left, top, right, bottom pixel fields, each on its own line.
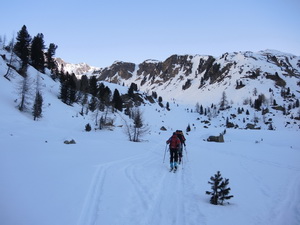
left=181, top=149, right=184, bottom=169
left=184, top=145, right=189, bottom=162
left=163, top=144, right=168, bottom=163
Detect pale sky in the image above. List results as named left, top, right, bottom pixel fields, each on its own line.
left=1, top=0, right=300, bottom=68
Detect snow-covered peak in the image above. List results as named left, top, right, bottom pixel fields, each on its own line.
left=55, top=57, right=101, bottom=76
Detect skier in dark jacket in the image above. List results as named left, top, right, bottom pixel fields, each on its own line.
left=176, top=130, right=186, bottom=164
left=166, top=132, right=181, bottom=171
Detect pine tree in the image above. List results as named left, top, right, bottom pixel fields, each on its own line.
left=89, top=76, right=98, bottom=96
left=45, top=43, right=58, bottom=71
left=79, top=75, right=89, bottom=93
left=60, top=79, right=69, bottom=104
left=200, top=105, right=203, bottom=115
left=206, top=171, right=233, bottom=205
left=112, top=89, right=123, bottom=111
left=128, top=82, right=138, bottom=97
left=85, top=123, right=91, bottom=132
left=31, top=33, right=45, bottom=73
left=68, top=73, right=78, bottom=105
left=219, top=178, right=234, bottom=205
left=206, top=171, right=223, bottom=205
left=14, top=25, right=31, bottom=75
left=59, top=72, right=77, bottom=105
left=33, top=91, right=43, bottom=120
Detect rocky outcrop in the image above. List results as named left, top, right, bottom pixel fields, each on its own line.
left=98, top=61, right=135, bottom=81
left=207, top=134, right=224, bottom=143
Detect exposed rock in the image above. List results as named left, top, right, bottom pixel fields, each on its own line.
left=98, top=61, right=135, bottom=82
left=246, top=123, right=261, bottom=130
left=207, top=134, right=224, bottom=143
left=64, top=139, right=76, bottom=144
left=160, top=126, right=167, bottom=131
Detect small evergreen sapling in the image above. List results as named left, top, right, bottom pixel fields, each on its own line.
left=85, top=123, right=91, bottom=132
left=206, top=171, right=234, bottom=205
left=219, top=178, right=234, bottom=205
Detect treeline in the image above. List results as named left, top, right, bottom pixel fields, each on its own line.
left=58, top=73, right=124, bottom=114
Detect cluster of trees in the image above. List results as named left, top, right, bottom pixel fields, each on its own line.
left=58, top=73, right=150, bottom=136
left=12, top=25, right=57, bottom=76
left=2, top=25, right=58, bottom=120
left=59, top=73, right=124, bottom=115
left=195, top=88, right=300, bottom=123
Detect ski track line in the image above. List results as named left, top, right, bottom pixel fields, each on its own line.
left=123, top=155, right=167, bottom=225
left=134, top=162, right=206, bottom=225
left=77, top=145, right=207, bottom=225
left=76, top=153, right=148, bottom=225
left=114, top=148, right=177, bottom=225
left=181, top=163, right=207, bottom=225
left=76, top=165, right=107, bottom=225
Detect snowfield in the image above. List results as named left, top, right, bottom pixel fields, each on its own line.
left=0, top=52, right=300, bottom=225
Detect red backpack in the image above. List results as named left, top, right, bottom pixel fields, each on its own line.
left=169, top=135, right=180, bottom=149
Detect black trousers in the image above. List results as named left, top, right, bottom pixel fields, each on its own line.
left=178, top=146, right=183, bottom=160
left=170, top=148, right=178, bottom=163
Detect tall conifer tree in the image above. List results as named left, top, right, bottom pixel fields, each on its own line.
left=46, top=43, right=58, bottom=71
left=31, top=33, right=45, bottom=73
left=112, top=89, right=123, bottom=111
left=14, top=25, right=31, bottom=75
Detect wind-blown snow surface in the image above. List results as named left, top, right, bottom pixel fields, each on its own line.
left=1, top=55, right=300, bottom=225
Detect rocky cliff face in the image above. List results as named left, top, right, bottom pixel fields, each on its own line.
left=98, top=61, right=135, bottom=82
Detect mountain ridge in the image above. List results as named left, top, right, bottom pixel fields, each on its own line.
left=85, top=49, right=300, bottom=105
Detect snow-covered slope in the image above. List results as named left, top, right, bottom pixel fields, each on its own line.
left=1, top=48, right=300, bottom=225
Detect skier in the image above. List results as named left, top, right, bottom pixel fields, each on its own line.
left=176, top=130, right=186, bottom=164
left=166, top=132, right=181, bottom=171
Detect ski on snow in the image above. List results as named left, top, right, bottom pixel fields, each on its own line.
left=169, top=168, right=177, bottom=173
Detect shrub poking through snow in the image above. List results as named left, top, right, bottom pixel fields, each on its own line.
left=85, top=123, right=91, bottom=132
left=206, top=171, right=234, bottom=205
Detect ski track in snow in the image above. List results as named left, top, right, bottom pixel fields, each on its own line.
left=76, top=154, right=146, bottom=225
left=77, top=145, right=206, bottom=225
